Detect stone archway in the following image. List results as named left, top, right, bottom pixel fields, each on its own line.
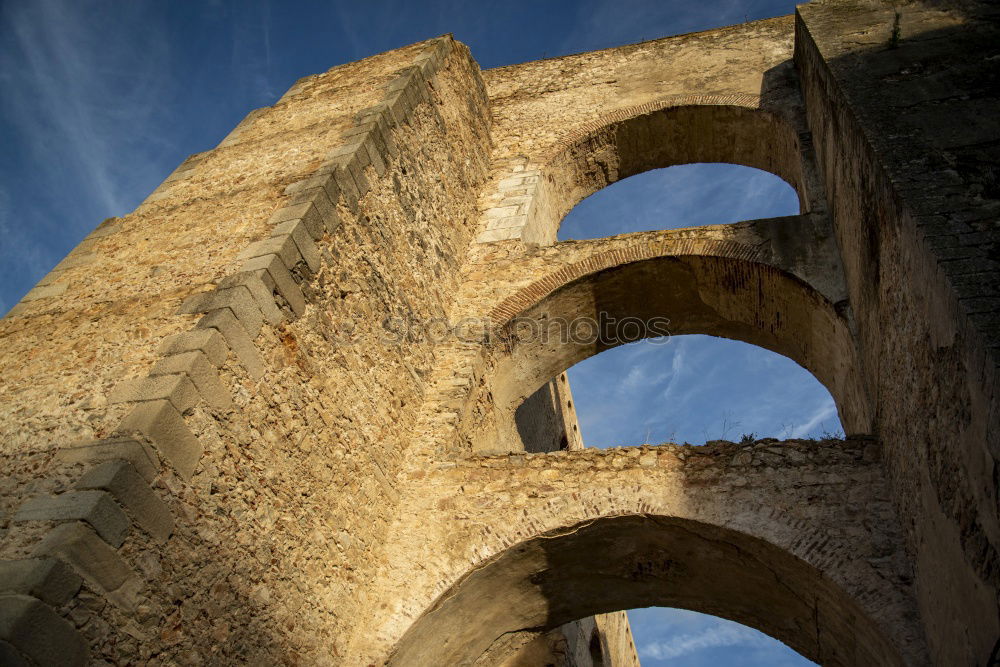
left=472, top=236, right=869, bottom=453
left=478, top=96, right=825, bottom=245
left=389, top=514, right=901, bottom=666
left=380, top=440, right=923, bottom=665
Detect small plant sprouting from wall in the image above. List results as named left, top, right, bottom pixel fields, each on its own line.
left=888, top=9, right=902, bottom=49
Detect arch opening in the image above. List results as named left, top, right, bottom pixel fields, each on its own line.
left=559, top=334, right=844, bottom=449
left=482, top=252, right=869, bottom=455
left=527, top=103, right=820, bottom=245
left=558, top=163, right=800, bottom=242
left=388, top=515, right=902, bottom=666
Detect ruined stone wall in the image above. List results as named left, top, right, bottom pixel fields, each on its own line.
left=453, top=216, right=867, bottom=458
left=587, top=611, right=641, bottom=666
left=514, top=373, right=584, bottom=452
left=795, top=2, right=1000, bottom=663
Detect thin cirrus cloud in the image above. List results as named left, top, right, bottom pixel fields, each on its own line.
left=629, top=607, right=813, bottom=666
left=0, top=1, right=171, bottom=213
left=640, top=623, right=770, bottom=660
left=0, top=0, right=176, bottom=309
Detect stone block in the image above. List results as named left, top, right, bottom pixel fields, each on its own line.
left=14, top=491, right=130, bottom=548
left=315, top=162, right=359, bottom=208
left=55, top=438, right=161, bottom=483
left=52, top=253, right=97, bottom=273
left=34, top=523, right=142, bottom=611
left=341, top=121, right=373, bottom=140
left=344, top=156, right=371, bottom=198
left=77, top=461, right=174, bottom=544
left=268, top=201, right=325, bottom=241
left=477, top=226, right=523, bottom=243
left=322, top=149, right=370, bottom=198
left=237, top=234, right=303, bottom=274
left=497, top=176, right=527, bottom=189
left=484, top=205, right=520, bottom=219
left=354, top=108, right=397, bottom=157
left=108, top=373, right=200, bottom=414
left=150, top=350, right=233, bottom=411
left=197, top=309, right=266, bottom=380
left=360, top=132, right=388, bottom=176
left=287, top=185, right=341, bottom=236
left=87, top=217, right=123, bottom=239
left=326, top=135, right=369, bottom=170
left=218, top=272, right=284, bottom=326
left=0, top=594, right=87, bottom=666
left=178, top=285, right=264, bottom=339
left=271, top=220, right=321, bottom=272
left=284, top=171, right=343, bottom=215
left=241, top=254, right=307, bottom=317
left=34, top=271, right=63, bottom=287
left=382, top=90, right=414, bottom=126
left=414, top=54, right=437, bottom=77
left=388, top=67, right=426, bottom=99
left=338, top=128, right=372, bottom=164
left=157, top=328, right=230, bottom=367
left=3, top=303, right=27, bottom=318
left=486, top=215, right=528, bottom=231
left=0, top=559, right=82, bottom=606
left=21, top=284, right=67, bottom=302
left=117, top=400, right=204, bottom=480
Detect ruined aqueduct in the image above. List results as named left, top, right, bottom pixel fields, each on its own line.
left=0, top=1, right=997, bottom=664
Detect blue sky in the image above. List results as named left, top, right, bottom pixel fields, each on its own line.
left=0, top=1, right=822, bottom=664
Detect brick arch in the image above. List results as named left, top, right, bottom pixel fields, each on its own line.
left=479, top=244, right=870, bottom=449
left=385, top=446, right=919, bottom=665
left=489, top=238, right=763, bottom=323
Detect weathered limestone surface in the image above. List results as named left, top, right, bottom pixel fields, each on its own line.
left=0, top=1, right=996, bottom=665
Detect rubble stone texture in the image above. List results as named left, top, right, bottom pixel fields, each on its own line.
left=0, top=0, right=997, bottom=664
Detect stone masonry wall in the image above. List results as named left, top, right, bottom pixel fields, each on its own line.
left=796, top=2, right=1000, bottom=663
left=0, top=36, right=495, bottom=663
left=1, top=5, right=995, bottom=664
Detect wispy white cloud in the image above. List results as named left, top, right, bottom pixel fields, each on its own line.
left=639, top=618, right=771, bottom=660
left=790, top=398, right=839, bottom=438
left=231, top=0, right=278, bottom=102
left=0, top=0, right=172, bottom=215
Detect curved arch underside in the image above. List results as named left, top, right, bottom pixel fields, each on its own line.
left=527, top=102, right=822, bottom=245
left=487, top=251, right=870, bottom=449
left=389, top=515, right=902, bottom=666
